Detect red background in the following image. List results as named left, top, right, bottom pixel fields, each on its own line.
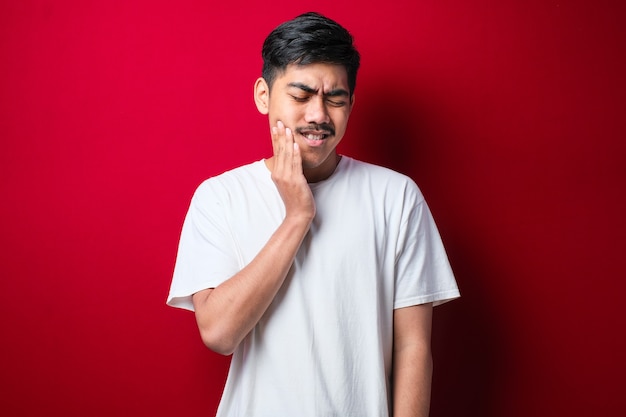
left=1, top=1, right=624, bottom=416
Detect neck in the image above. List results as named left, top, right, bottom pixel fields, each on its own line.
left=303, top=153, right=342, bottom=183
left=264, top=153, right=342, bottom=184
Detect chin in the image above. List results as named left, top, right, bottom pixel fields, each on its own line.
left=302, top=153, right=333, bottom=169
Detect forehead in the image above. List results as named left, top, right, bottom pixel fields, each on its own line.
left=274, top=63, right=349, bottom=92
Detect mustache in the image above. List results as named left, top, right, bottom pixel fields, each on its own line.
left=295, top=123, right=335, bottom=136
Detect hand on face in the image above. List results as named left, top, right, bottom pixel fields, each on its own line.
left=270, top=120, right=316, bottom=222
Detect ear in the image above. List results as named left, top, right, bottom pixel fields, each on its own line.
left=349, top=94, right=355, bottom=111
left=254, top=77, right=270, bottom=115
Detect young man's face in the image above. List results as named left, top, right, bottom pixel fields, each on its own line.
left=255, top=62, right=354, bottom=182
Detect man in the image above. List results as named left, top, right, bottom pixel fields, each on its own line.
left=167, top=12, right=459, bottom=417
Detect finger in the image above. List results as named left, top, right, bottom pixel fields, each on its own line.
left=275, top=120, right=285, bottom=151
left=283, top=127, right=296, bottom=172
left=271, top=122, right=285, bottom=160
left=286, top=127, right=299, bottom=172
left=285, top=127, right=293, bottom=146
left=273, top=121, right=292, bottom=173
left=271, top=124, right=282, bottom=155
left=292, top=142, right=303, bottom=173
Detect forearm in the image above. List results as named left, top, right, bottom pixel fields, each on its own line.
left=393, top=343, right=433, bottom=417
left=193, top=120, right=315, bottom=355
left=192, top=214, right=311, bottom=354
left=392, top=304, right=434, bottom=417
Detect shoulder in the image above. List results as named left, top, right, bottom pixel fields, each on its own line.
left=342, top=157, right=415, bottom=184
left=341, top=157, right=424, bottom=202
left=193, top=160, right=269, bottom=201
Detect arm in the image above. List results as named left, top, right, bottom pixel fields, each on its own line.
left=192, top=121, right=315, bottom=355
left=392, top=303, right=434, bottom=417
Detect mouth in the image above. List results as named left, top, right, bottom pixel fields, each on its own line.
left=296, top=124, right=335, bottom=147
left=299, top=132, right=331, bottom=147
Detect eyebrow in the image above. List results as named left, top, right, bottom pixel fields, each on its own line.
left=287, top=82, right=350, bottom=98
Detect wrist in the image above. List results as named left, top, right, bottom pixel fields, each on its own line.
left=283, top=211, right=314, bottom=229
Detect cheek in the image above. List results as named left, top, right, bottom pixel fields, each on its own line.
left=332, top=111, right=351, bottom=132
left=269, top=102, right=300, bottom=126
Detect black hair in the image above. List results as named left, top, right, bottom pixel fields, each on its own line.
left=261, top=12, right=360, bottom=97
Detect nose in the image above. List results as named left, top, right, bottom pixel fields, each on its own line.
left=304, top=96, right=330, bottom=124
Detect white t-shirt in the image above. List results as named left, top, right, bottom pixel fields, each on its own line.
left=168, top=157, right=459, bottom=417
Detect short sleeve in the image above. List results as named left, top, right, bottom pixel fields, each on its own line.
left=393, top=183, right=460, bottom=309
left=166, top=180, right=242, bottom=311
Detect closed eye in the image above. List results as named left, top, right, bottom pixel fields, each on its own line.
left=290, top=95, right=310, bottom=103
left=326, top=99, right=347, bottom=107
